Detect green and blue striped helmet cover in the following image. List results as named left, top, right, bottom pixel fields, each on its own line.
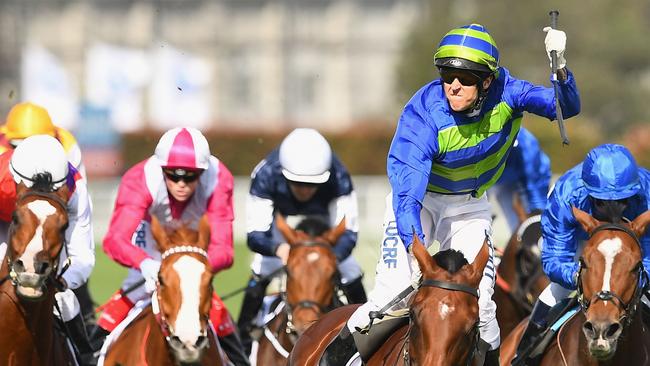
left=434, top=24, right=499, bottom=73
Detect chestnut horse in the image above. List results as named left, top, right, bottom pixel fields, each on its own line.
left=254, top=215, right=346, bottom=366
left=289, top=235, right=490, bottom=366
left=494, top=197, right=550, bottom=339
left=0, top=179, right=73, bottom=365
left=102, top=216, right=224, bottom=366
left=500, top=207, right=650, bottom=365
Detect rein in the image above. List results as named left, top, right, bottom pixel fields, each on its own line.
left=577, top=222, right=648, bottom=327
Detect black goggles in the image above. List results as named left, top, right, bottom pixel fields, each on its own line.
left=163, top=168, right=202, bottom=183
left=438, top=68, right=485, bottom=86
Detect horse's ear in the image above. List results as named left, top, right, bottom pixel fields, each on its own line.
left=411, top=234, right=437, bottom=276
left=323, top=217, right=347, bottom=246
left=512, top=193, right=528, bottom=224
left=150, top=216, right=170, bottom=252
left=53, top=184, right=70, bottom=204
left=467, top=240, right=489, bottom=287
left=197, top=215, right=211, bottom=250
left=275, top=214, right=297, bottom=245
left=572, top=206, right=600, bottom=234
left=630, top=209, right=650, bottom=238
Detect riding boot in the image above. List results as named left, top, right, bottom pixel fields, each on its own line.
left=236, top=275, right=269, bottom=356
left=341, top=276, right=368, bottom=304
left=218, top=332, right=251, bottom=366
left=65, top=314, right=97, bottom=366
left=484, top=347, right=500, bottom=366
left=319, top=326, right=358, bottom=366
left=88, top=325, right=110, bottom=354
left=73, top=282, right=97, bottom=333
left=511, top=301, right=551, bottom=365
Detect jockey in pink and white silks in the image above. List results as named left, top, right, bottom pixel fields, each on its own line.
left=320, top=24, right=580, bottom=366
left=94, top=127, right=250, bottom=366
left=0, top=135, right=96, bottom=361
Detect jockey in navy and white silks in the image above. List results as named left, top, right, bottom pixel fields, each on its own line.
left=321, top=24, right=580, bottom=365
left=512, top=144, right=650, bottom=361
left=489, top=127, right=551, bottom=236
left=237, top=128, right=366, bottom=356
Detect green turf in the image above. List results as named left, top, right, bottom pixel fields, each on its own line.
left=89, top=242, right=253, bottom=319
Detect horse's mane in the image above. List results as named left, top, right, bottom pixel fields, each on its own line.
left=295, top=216, right=330, bottom=237
left=521, top=221, right=542, bottom=247
left=433, top=249, right=469, bottom=274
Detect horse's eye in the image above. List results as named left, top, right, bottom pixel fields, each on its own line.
left=11, top=212, right=19, bottom=225
left=158, top=277, right=165, bottom=287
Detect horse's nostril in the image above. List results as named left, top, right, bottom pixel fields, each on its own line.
left=583, top=321, right=596, bottom=338
left=14, top=259, right=25, bottom=272
left=606, top=322, right=621, bottom=339
left=35, top=261, right=49, bottom=274
left=195, top=335, right=208, bottom=348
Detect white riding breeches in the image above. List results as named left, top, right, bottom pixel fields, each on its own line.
left=539, top=282, right=573, bottom=307
left=347, top=191, right=500, bottom=350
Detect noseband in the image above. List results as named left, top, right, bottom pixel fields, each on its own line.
left=577, top=222, right=648, bottom=327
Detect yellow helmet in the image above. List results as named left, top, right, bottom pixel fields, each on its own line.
left=1, top=102, right=56, bottom=140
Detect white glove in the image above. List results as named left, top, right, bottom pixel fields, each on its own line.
left=275, top=243, right=291, bottom=265
left=543, top=27, right=567, bottom=69
left=53, top=288, right=81, bottom=322
left=140, top=258, right=161, bottom=293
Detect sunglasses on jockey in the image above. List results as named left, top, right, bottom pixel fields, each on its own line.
left=438, top=67, right=488, bottom=87
left=163, top=168, right=203, bottom=183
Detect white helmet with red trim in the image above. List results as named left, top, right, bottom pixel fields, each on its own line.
left=154, top=127, right=210, bottom=170
left=10, top=134, right=69, bottom=190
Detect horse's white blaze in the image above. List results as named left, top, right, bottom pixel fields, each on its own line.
left=438, top=302, right=455, bottom=320
left=597, top=238, right=623, bottom=293
left=173, top=255, right=206, bottom=344
left=307, top=252, right=320, bottom=263
left=20, top=200, right=56, bottom=272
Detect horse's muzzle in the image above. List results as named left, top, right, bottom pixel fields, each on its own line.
left=168, top=333, right=209, bottom=363
left=582, top=319, right=622, bottom=360
left=11, top=259, right=51, bottom=299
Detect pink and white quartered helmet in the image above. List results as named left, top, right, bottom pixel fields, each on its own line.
left=154, top=127, right=211, bottom=170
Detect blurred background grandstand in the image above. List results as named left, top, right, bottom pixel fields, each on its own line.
left=1, top=0, right=649, bottom=315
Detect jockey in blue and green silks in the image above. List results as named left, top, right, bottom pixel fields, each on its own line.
left=320, top=23, right=581, bottom=366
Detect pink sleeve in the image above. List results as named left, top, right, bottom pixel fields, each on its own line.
left=205, top=161, right=235, bottom=273
left=102, top=163, right=153, bottom=269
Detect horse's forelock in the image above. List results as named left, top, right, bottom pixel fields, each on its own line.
left=30, top=172, right=55, bottom=192
left=433, top=249, right=469, bottom=274
left=294, top=217, right=330, bottom=237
